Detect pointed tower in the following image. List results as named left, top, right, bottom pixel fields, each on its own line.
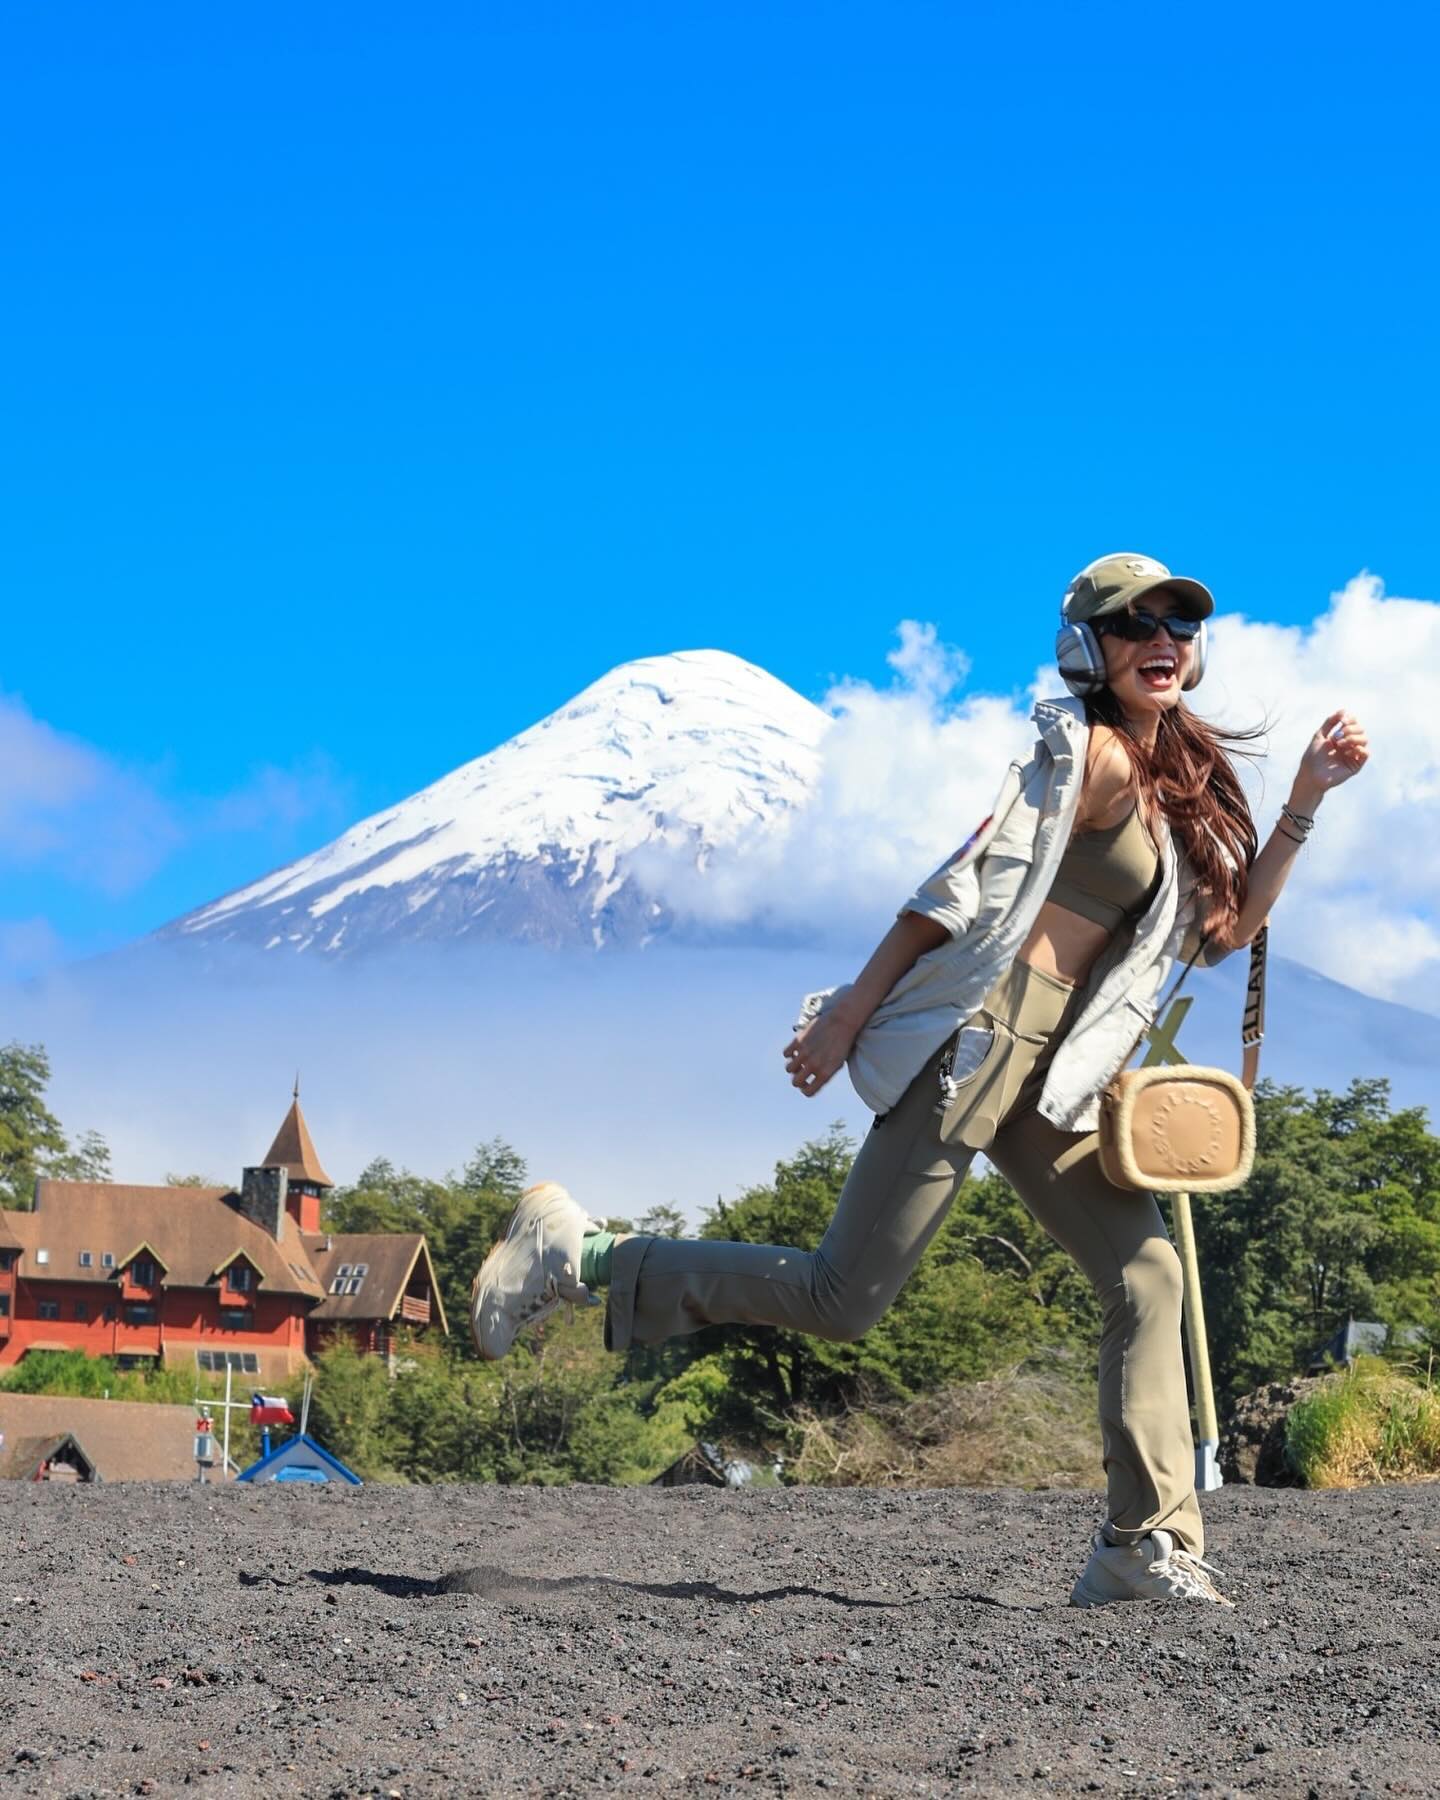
left=259, top=1081, right=335, bottom=1234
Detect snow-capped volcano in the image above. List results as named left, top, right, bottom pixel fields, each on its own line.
left=160, top=650, right=830, bottom=954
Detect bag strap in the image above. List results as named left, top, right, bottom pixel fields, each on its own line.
left=1128, top=921, right=1269, bottom=1089
left=1240, top=922, right=1268, bottom=1092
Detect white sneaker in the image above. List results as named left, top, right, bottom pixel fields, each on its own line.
left=469, top=1182, right=602, bottom=1361
left=1069, top=1528, right=1234, bottom=1608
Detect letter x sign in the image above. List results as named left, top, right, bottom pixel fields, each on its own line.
left=1140, top=996, right=1193, bottom=1069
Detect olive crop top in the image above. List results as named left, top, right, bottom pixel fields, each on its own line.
left=1046, top=805, right=1161, bottom=930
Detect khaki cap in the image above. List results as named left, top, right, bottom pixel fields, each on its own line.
left=1063, top=552, right=1214, bottom=623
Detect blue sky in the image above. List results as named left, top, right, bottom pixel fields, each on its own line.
left=3, top=0, right=1437, bottom=964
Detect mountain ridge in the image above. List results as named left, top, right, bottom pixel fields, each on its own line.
left=159, top=648, right=829, bottom=954
left=144, top=645, right=1440, bottom=1118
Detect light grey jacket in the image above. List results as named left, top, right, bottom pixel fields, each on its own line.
left=801, top=694, right=1240, bottom=1133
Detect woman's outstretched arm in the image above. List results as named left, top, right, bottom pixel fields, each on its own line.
left=782, top=911, right=948, bottom=1096
left=1222, top=708, right=1369, bottom=951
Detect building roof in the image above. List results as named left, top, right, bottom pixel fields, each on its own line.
left=237, top=1431, right=361, bottom=1485
left=6, top=1185, right=325, bottom=1298
left=0, top=1393, right=198, bottom=1482
left=261, top=1099, right=334, bottom=1188
left=302, top=1231, right=450, bottom=1333
left=0, top=1434, right=83, bottom=1480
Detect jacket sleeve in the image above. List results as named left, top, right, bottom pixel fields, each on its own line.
left=896, top=761, right=1026, bottom=940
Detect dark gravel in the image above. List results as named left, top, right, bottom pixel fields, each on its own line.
left=2, top=1480, right=1438, bottom=1796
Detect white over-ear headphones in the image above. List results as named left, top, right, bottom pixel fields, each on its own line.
left=1055, top=552, right=1210, bottom=698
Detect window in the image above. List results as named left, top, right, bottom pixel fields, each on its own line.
left=116, top=1353, right=153, bottom=1371
left=123, top=1302, right=156, bottom=1326
left=345, top=1277, right=363, bottom=1295
left=101, top=1252, right=115, bottom=1270
left=103, top=1305, right=116, bottom=1323
left=336, top=1263, right=353, bottom=1279
left=0, top=1294, right=10, bottom=1317
left=73, top=1301, right=89, bottom=1322
left=78, top=1250, right=93, bottom=1269
left=218, top=1307, right=254, bottom=1332
left=38, top=1299, right=61, bottom=1320
left=227, top=1264, right=253, bottom=1293
left=196, top=1349, right=259, bottom=1373
left=353, top=1263, right=369, bottom=1278
left=0, top=1249, right=14, bottom=1270
left=132, top=1258, right=157, bottom=1287
left=36, top=1248, right=49, bottom=1265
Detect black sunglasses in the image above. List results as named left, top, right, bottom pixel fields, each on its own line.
left=1093, top=609, right=1204, bottom=644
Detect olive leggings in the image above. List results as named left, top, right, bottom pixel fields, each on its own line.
left=604, top=957, right=1203, bottom=1554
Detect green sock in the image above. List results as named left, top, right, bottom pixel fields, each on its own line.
left=580, top=1230, right=618, bottom=1290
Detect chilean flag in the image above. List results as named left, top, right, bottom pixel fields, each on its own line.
left=249, top=1392, right=295, bottom=1427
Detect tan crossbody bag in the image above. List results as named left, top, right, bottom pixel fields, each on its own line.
left=1096, top=923, right=1267, bottom=1195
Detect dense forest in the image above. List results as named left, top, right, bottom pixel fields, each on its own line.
left=3, top=1041, right=1438, bottom=1485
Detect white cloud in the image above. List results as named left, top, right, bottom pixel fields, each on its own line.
left=0, top=916, right=65, bottom=982
left=1181, top=573, right=1440, bottom=1009
left=0, top=691, right=179, bottom=893
left=633, top=622, right=1037, bottom=942
left=883, top=618, right=971, bottom=703
left=203, top=754, right=350, bottom=838
left=639, top=577, right=1440, bottom=1012
left=0, top=687, right=351, bottom=899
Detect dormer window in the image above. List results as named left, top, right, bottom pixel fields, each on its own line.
left=228, top=1263, right=253, bottom=1294
left=79, top=1250, right=93, bottom=1269
left=101, top=1252, right=115, bottom=1269
left=132, top=1257, right=157, bottom=1287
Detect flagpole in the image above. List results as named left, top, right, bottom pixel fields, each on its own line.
left=223, top=1362, right=232, bottom=1481
left=1136, top=994, right=1223, bottom=1492
left=192, top=1368, right=251, bottom=1478
left=1171, top=1187, right=1222, bottom=1490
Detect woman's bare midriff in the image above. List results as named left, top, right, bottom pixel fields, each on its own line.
left=1015, top=901, right=1114, bottom=990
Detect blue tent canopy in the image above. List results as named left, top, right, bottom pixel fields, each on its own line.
left=236, top=1432, right=362, bottom=1486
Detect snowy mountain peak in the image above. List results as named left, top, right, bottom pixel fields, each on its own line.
left=161, top=649, right=831, bottom=954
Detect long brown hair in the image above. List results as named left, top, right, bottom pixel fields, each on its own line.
left=1083, top=688, right=1265, bottom=943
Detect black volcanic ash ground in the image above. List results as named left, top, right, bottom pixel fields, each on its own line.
left=3, top=1481, right=1438, bottom=1796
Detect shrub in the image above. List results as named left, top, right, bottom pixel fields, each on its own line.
left=784, top=1359, right=1103, bottom=1490
left=1284, top=1357, right=1440, bottom=1487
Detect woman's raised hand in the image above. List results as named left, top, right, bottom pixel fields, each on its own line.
left=783, top=1011, right=858, bottom=1097
left=1296, top=710, right=1369, bottom=798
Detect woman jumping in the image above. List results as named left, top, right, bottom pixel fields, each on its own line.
left=469, top=553, right=1369, bottom=1607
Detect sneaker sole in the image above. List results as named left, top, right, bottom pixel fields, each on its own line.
left=468, top=1183, right=595, bottom=1361
left=1069, top=1573, right=1233, bottom=1608
left=1068, top=1576, right=1135, bottom=1608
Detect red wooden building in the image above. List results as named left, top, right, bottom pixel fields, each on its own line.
left=0, top=1095, right=447, bottom=1380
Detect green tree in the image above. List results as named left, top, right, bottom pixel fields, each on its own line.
left=1195, top=1079, right=1440, bottom=1401
left=636, top=1204, right=687, bottom=1239
left=323, top=1143, right=526, bottom=1351
left=0, top=1041, right=111, bottom=1207
left=306, top=1338, right=395, bottom=1476
left=677, top=1124, right=1096, bottom=1439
